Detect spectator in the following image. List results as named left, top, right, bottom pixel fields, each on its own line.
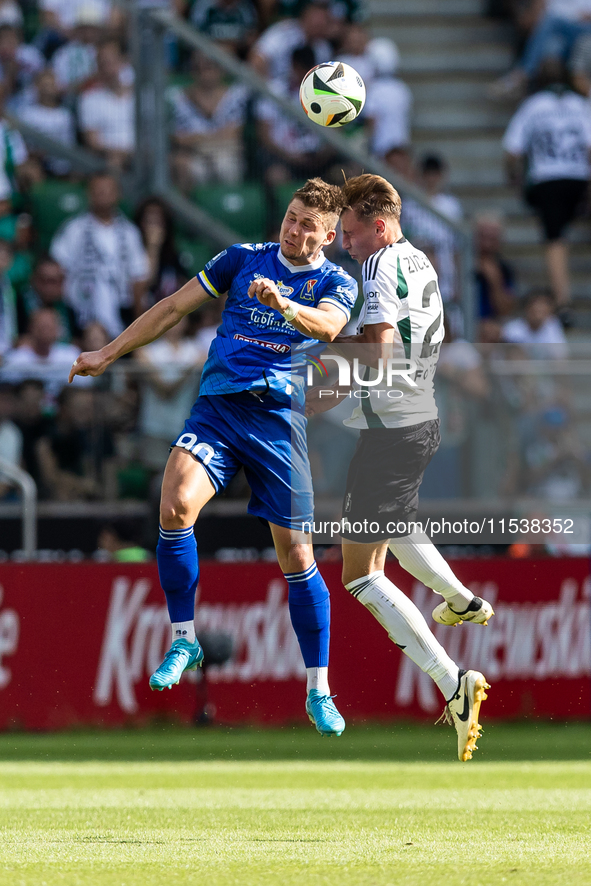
left=521, top=405, right=589, bottom=499
left=50, top=3, right=103, bottom=93
left=17, top=256, right=79, bottom=342
left=81, top=320, right=109, bottom=353
left=402, top=155, right=462, bottom=307
left=38, top=0, right=117, bottom=47
left=0, top=306, right=86, bottom=398
left=474, top=212, right=517, bottom=319
left=36, top=386, right=117, bottom=501
left=362, top=37, right=411, bottom=157
left=78, top=38, right=134, bottom=169
left=135, top=196, right=187, bottom=306
left=0, top=2, right=22, bottom=29
left=0, top=237, right=15, bottom=359
left=135, top=316, right=204, bottom=470
left=256, top=45, right=335, bottom=186
left=249, top=0, right=333, bottom=85
left=96, top=521, right=151, bottom=562
left=503, top=59, right=591, bottom=310
left=50, top=173, right=149, bottom=339
left=12, top=377, right=53, bottom=490
left=502, top=289, right=569, bottom=358
left=0, top=83, right=28, bottom=204
left=16, top=68, right=76, bottom=176
left=0, top=23, right=44, bottom=103
left=169, top=51, right=248, bottom=189
left=339, top=23, right=376, bottom=86
left=190, top=0, right=259, bottom=57
left=490, top=0, right=591, bottom=98
left=191, top=293, right=225, bottom=352
left=0, top=381, right=22, bottom=498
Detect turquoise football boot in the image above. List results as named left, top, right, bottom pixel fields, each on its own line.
left=306, top=690, right=345, bottom=736
left=149, top=638, right=204, bottom=691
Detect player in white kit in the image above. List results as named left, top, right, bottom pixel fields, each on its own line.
left=310, top=175, right=493, bottom=761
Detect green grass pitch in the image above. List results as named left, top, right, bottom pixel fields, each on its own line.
left=1, top=722, right=591, bottom=886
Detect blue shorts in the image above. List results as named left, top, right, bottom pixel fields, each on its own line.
left=172, top=393, right=313, bottom=529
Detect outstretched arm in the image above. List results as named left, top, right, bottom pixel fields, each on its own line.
left=68, top=277, right=213, bottom=382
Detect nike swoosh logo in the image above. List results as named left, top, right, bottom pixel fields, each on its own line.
left=456, top=690, right=471, bottom=722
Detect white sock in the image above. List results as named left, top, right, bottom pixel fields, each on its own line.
left=345, top=570, right=459, bottom=701
left=306, top=667, right=330, bottom=695
left=389, top=530, right=474, bottom=611
left=171, top=621, right=196, bottom=644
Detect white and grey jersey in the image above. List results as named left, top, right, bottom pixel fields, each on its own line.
left=343, top=237, right=443, bottom=429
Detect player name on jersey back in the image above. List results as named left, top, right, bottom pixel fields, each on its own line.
left=344, top=238, right=444, bottom=430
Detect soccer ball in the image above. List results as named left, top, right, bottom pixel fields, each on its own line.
left=299, top=61, right=366, bottom=127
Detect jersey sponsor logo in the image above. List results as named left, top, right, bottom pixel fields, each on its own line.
left=252, top=273, right=294, bottom=298
left=300, top=279, right=317, bottom=302
left=367, top=303, right=379, bottom=313
left=366, top=291, right=379, bottom=300
left=233, top=333, right=291, bottom=354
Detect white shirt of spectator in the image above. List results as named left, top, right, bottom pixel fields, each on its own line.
left=50, top=213, right=149, bottom=338
left=52, top=40, right=97, bottom=90
left=363, top=76, right=413, bottom=156
left=0, top=342, right=89, bottom=398
left=547, top=0, right=591, bottom=20
left=40, top=0, right=112, bottom=30
left=256, top=79, right=322, bottom=155
left=503, top=88, right=591, bottom=183
left=343, top=239, right=443, bottom=429
left=0, top=2, right=23, bottom=27
left=252, top=19, right=331, bottom=85
left=0, top=120, right=27, bottom=201
left=169, top=82, right=248, bottom=136
left=138, top=338, right=204, bottom=441
left=17, top=103, right=75, bottom=176
left=0, top=418, right=22, bottom=485
left=0, top=279, right=16, bottom=357
left=502, top=315, right=568, bottom=359
left=78, top=85, right=134, bottom=151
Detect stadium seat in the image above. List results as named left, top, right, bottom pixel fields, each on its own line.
left=175, top=238, right=217, bottom=277
left=192, top=183, right=266, bottom=242
left=29, top=181, right=87, bottom=252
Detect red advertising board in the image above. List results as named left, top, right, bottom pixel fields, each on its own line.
left=0, top=558, right=588, bottom=729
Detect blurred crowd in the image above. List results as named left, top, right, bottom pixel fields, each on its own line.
left=0, top=0, right=587, bottom=510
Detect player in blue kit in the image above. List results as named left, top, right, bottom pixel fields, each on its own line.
left=69, top=179, right=357, bottom=735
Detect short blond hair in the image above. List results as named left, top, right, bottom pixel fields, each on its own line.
left=342, top=174, right=402, bottom=221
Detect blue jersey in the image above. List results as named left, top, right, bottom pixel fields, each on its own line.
left=197, top=242, right=357, bottom=405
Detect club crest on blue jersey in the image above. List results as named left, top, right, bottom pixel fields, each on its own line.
left=300, top=279, right=318, bottom=302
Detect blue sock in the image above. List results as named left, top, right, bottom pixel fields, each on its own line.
left=285, top=562, right=330, bottom=669
left=156, top=526, right=199, bottom=624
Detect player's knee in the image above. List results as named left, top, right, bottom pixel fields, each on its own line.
left=160, top=493, right=195, bottom=529
left=281, top=544, right=312, bottom=575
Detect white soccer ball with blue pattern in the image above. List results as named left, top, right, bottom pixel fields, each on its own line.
left=299, top=61, right=366, bottom=127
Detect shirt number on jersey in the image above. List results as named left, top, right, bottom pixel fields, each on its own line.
left=421, top=279, right=443, bottom=358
